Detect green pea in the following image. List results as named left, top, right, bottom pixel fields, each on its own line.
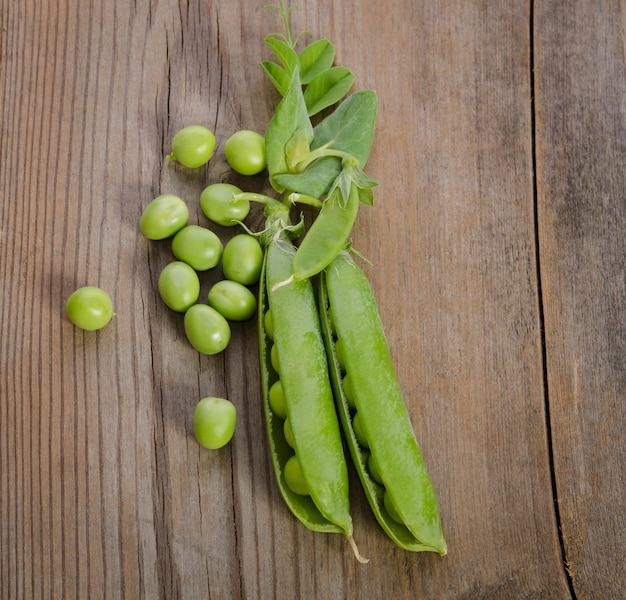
left=270, top=344, right=280, bottom=373
left=200, top=183, right=249, bottom=227
left=222, top=234, right=263, bottom=285
left=193, top=397, right=236, bottom=449
left=171, top=225, right=222, bottom=271
left=342, top=372, right=356, bottom=410
left=384, top=490, right=404, bottom=525
left=367, top=452, right=383, bottom=485
left=139, top=194, right=189, bottom=240
left=327, top=305, right=337, bottom=336
left=224, top=130, right=267, bottom=176
left=65, top=286, right=115, bottom=331
left=166, top=125, right=216, bottom=168
left=158, top=261, right=200, bottom=312
left=284, top=418, right=295, bottom=448
left=184, top=304, right=231, bottom=355
left=268, top=380, right=287, bottom=419
left=208, top=280, right=257, bottom=321
left=334, top=338, right=346, bottom=370
left=352, top=412, right=369, bottom=448
left=264, top=308, right=274, bottom=341
left=284, top=455, right=309, bottom=496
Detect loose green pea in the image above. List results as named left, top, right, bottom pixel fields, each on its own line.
left=167, top=125, right=216, bottom=168
left=269, top=380, right=287, bottom=419
left=222, top=234, right=263, bottom=285
left=139, top=194, right=189, bottom=240
left=194, top=397, right=236, bottom=449
left=184, top=304, right=231, bottom=355
left=158, top=261, right=200, bottom=312
left=65, top=286, right=115, bottom=331
left=284, top=418, right=295, bottom=448
left=224, top=130, right=267, bottom=176
left=208, top=280, right=257, bottom=321
left=284, top=455, right=309, bottom=496
left=171, top=225, right=222, bottom=271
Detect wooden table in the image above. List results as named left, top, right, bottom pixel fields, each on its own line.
left=2, top=1, right=624, bottom=598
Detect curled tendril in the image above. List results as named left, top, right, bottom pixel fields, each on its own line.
left=264, top=0, right=309, bottom=49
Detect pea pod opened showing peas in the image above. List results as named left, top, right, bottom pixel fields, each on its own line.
left=256, top=198, right=367, bottom=562
left=320, top=251, right=447, bottom=555
left=131, top=0, right=446, bottom=563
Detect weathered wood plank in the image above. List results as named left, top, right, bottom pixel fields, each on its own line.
left=534, top=1, right=626, bottom=598
left=347, top=1, right=570, bottom=597
left=1, top=0, right=622, bottom=597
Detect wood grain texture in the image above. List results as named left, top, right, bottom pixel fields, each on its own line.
left=534, top=1, right=626, bottom=598
left=1, top=0, right=623, bottom=598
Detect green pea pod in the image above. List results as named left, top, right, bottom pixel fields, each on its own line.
left=259, top=229, right=366, bottom=560
left=320, top=250, right=447, bottom=555
left=287, top=181, right=359, bottom=285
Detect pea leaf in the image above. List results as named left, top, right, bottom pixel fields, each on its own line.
left=265, top=68, right=314, bottom=192
left=261, top=60, right=290, bottom=96
left=285, top=128, right=313, bottom=171
left=299, top=39, right=336, bottom=84
left=303, top=66, right=355, bottom=117
left=264, top=36, right=299, bottom=74
left=272, top=156, right=342, bottom=197
left=312, top=90, right=378, bottom=167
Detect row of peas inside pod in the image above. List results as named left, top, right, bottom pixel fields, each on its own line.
left=263, top=306, right=312, bottom=496
left=140, top=125, right=268, bottom=450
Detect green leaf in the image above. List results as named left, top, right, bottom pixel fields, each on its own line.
left=261, top=60, right=290, bottom=96
left=264, top=36, right=299, bottom=74
left=285, top=128, right=312, bottom=171
left=272, top=156, right=342, bottom=197
left=265, top=68, right=314, bottom=192
left=299, top=39, right=336, bottom=84
left=303, top=66, right=355, bottom=117
left=312, top=90, right=378, bottom=167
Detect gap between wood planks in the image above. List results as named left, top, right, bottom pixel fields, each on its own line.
left=529, top=2, right=577, bottom=597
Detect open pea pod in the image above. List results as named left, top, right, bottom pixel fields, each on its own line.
left=257, top=210, right=366, bottom=561
left=319, top=250, right=447, bottom=555
left=259, top=243, right=345, bottom=532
